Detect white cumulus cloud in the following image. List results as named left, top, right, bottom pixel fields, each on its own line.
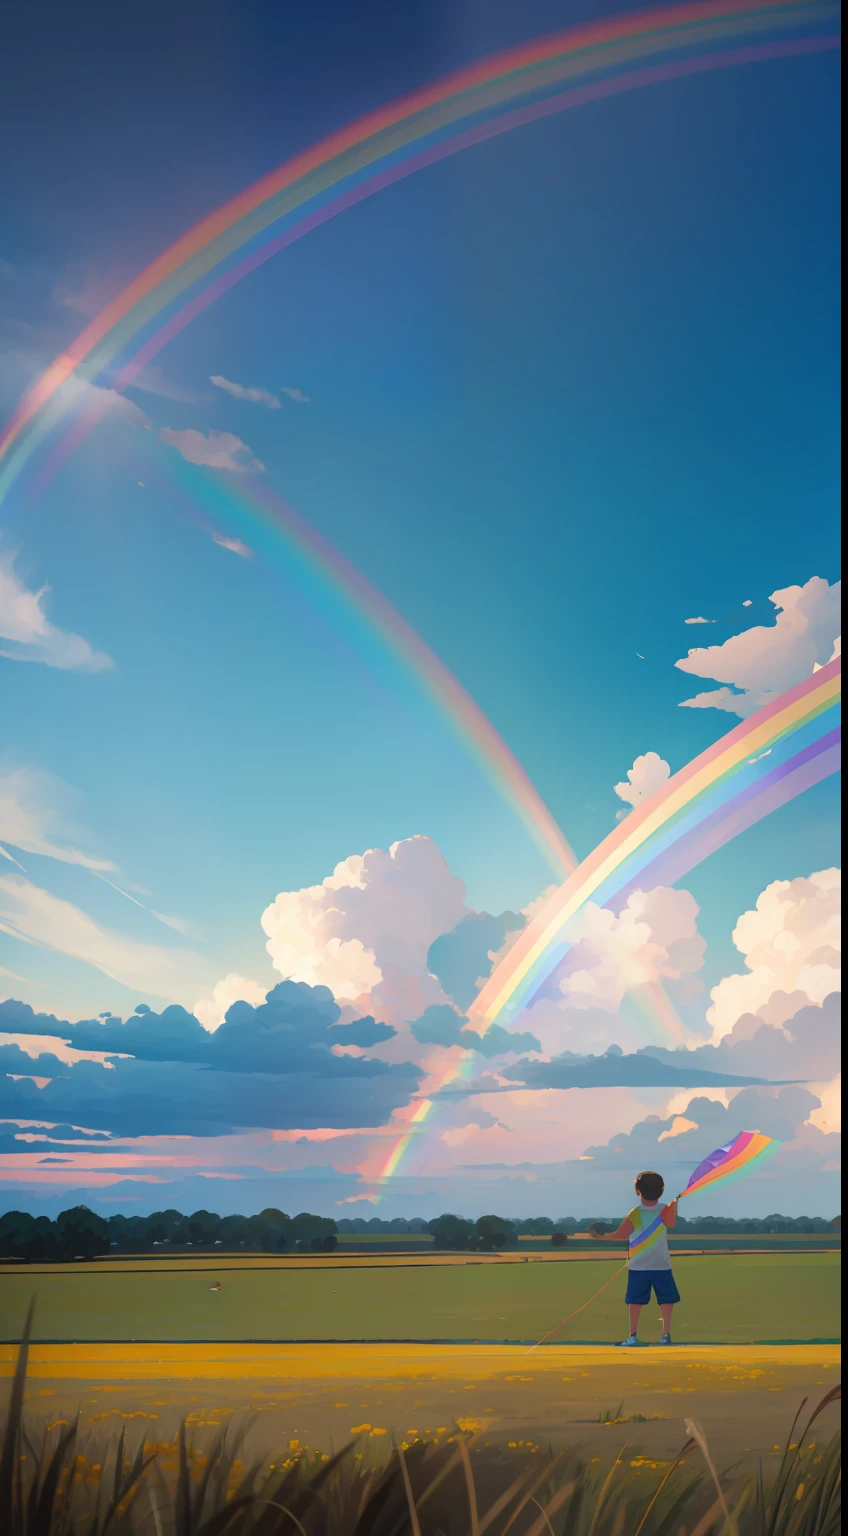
left=558, top=885, right=706, bottom=1015
left=676, top=576, right=841, bottom=716
left=808, top=1074, right=840, bottom=1135
left=614, top=752, right=671, bottom=813
left=0, top=556, right=114, bottom=672
left=159, top=427, right=265, bottom=474
left=210, top=375, right=281, bottom=410
left=658, top=1114, right=699, bottom=1142
left=260, top=836, right=468, bottom=1023
left=194, top=972, right=269, bottom=1031
left=684, top=616, right=713, bottom=625
left=813, top=634, right=841, bottom=672
left=707, top=868, right=840, bottom=1042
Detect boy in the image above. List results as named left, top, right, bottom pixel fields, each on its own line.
left=589, top=1170, right=680, bottom=1346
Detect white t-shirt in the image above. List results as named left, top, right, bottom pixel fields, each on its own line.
left=627, top=1201, right=672, bottom=1270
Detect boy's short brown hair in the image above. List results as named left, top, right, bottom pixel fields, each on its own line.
left=635, top=1170, right=665, bottom=1202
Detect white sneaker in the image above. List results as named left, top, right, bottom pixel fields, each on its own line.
left=617, top=1335, right=647, bottom=1347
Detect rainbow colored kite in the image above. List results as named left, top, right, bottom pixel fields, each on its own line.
left=677, top=1129, right=780, bottom=1198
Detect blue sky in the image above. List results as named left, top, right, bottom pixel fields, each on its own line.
left=0, top=0, right=840, bottom=1218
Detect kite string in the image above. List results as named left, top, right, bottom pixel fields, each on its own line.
left=525, top=1261, right=628, bottom=1354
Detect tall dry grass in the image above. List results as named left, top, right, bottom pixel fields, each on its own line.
left=1, top=1301, right=840, bottom=1535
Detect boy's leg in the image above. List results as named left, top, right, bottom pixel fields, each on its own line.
left=656, top=1272, right=680, bottom=1341
left=628, top=1303, right=642, bottom=1336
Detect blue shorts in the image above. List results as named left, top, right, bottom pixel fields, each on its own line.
left=625, top=1269, right=681, bottom=1306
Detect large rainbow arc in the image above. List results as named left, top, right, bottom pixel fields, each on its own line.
left=0, top=0, right=839, bottom=499
left=471, top=657, right=841, bottom=1029
left=157, top=462, right=578, bottom=875
left=372, top=665, right=839, bottom=1194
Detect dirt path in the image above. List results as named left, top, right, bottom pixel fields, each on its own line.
left=4, top=1343, right=839, bottom=1468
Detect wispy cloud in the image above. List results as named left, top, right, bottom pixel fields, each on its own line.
left=0, top=846, right=27, bottom=873
left=212, top=533, right=253, bottom=558
left=160, top=427, right=265, bottom=473
left=150, top=911, right=190, bottom=935
left=0, top=555, right=114, bottom=672
left=0, top=874, right=209, bottom=1000
left=52, top=267, right=122, bottom=318
left=55, top=376, right=149, bottom=429
left=94, top=874, right=188, bottom=937
left=0, top=768, right=115, bottom=871
left=281, top=386, right=309, bottom=403
left=125, top=363, right=207, bottom=405
left=210, top=375, right=281, bottom=410
left=0, top=964, right=33, bottom=984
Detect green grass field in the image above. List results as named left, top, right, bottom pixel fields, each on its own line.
left=0, top=1250, right=838, bottom=1344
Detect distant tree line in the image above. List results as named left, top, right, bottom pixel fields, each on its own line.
left=0, top=1205, right=838, bottom=1262
left=341, top=1213, right=839, bottom=1236
left=0, top=1206, right=338, bottom=1262
left=426, top=1214, right=521, bottom=1252
left=425, top=1213, right=839, bottom=1245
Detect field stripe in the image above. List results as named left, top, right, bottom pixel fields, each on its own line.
left=1, top=1341, right=839, bottom=1381
left=1, top=1247, right=838, bottom=1279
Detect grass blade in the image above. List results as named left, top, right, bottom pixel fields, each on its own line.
left=685, top=1418, right=738, bottom=1536
left=524, top=1481, right=576, bottom=1536
left=0, top=1297, right=35, bottom=1526
left=632, top=1436, right=697, bottom=1536
left=397, top=1444, right=423, bottom=1536
left=32, top=1421, right=79, bottom=1534
left=586, top=1439, right=629, bottom=1536
left=456, top=1432, right=480, bottom=1536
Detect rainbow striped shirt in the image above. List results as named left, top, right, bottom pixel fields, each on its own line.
left=627, top=1204, right=672, bottom=1271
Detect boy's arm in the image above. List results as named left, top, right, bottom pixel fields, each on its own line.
left=588, top=1217, right=634, bottom=1241
left=662, top=1200, right=678, bottom=1229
